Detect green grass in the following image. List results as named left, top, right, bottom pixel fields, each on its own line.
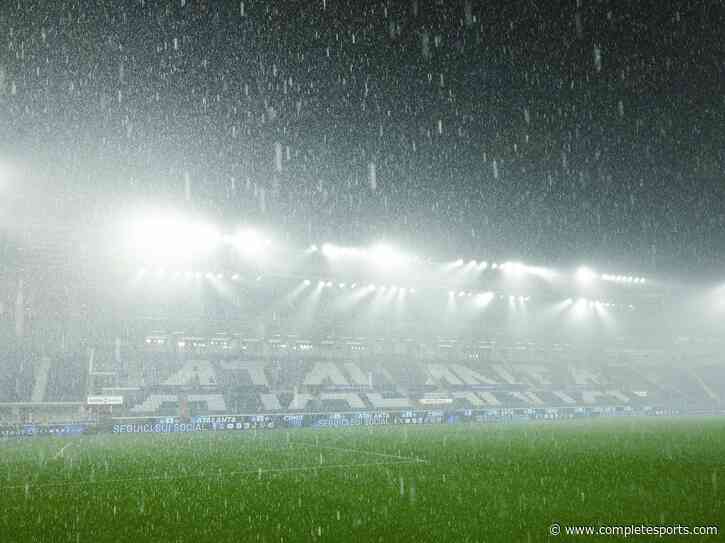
left=1, top=418, right=723, bottom=542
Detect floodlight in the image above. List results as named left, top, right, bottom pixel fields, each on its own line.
left=368, top=243, right=410, bottom=268
left=502, top=262, right=526, bottom=276
left=575, top=266, right=597, bottom=284
left=232, top=229, right=271, bottom=257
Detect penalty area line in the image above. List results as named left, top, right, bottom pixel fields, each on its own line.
left=292, top=441, right=430, bottom=464
left=5, top=458, right=423, bottom=492
left=52, top=442, right=73, bottom=460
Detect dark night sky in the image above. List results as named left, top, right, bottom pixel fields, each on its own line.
left=1, top=0, right=724, bottom=278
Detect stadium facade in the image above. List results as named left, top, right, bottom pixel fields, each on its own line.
left=1, top=219, right=723, bottom=432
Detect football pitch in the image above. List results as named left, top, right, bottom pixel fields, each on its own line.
left=1, top=418, right=723, bottom=542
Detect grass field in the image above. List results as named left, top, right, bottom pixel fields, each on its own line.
left=1, top=417, right=723, bottom=542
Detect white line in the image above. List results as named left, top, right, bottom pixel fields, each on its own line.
left=52, top=443, right=73, bottom=460
left=292, top=441, right=429, bottom=463
left=4, top=459, right=421, bottom=491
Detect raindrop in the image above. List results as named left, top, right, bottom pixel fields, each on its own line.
left=593, top=45, right=602, bottom=72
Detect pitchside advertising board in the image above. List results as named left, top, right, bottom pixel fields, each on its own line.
left=0, top=424, right=88, bottom=438
left=1, top=406, right=682, bottom=438
left=87, top=396, right=124, bottom=406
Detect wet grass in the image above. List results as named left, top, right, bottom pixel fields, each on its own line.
left=1, top=417, right=723, bottom=542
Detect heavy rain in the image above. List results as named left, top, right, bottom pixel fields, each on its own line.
left=0, top=1, right=724, bottom=542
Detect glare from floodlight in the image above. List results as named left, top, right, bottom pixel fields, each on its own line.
left=479, top=261, right=489, bottom=270
left=232, top=229, right=271, bottom=257
left=368, top=243, right=410, bottom=269
left=575, top=266, right=598, bottom=284
left=351, top=283, right=357, bottom=289
left=492, top=263, right=498, bottom=269
left=321, top=243, right=337, bottom=258
left=303, top=279, right=311, bottom=286
left=475, top=291, right=495, bottom=306
left=338, top=283, right=345, bottom=288
left=307, top=244, right=319, bottom=253
left=127, top=217, right=221, bottom=262
left=502, top=261, right=527, bottom=277
left=453, top=259, right=464, bottom=267
left=326, top=281, right=333, bottom=287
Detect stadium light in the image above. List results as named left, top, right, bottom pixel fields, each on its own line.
left=575, top=266, right=598, bottom=284
left=321, top=243, right=337, bottom=258
left=475, top=292, right=495, bottom=306
left=368, top=243, right=411, bottom=269
left=231, top=229, right=271, bottom=257
left=127, top=217, right=221, bottom=262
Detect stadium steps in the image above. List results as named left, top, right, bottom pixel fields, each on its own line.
left=689, top=369, right=720, bottom=404
left=126, top=358, right=145, bottom=387
left=31, top=356, right=51, bottom=403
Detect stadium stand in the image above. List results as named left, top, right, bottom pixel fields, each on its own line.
left=3, top=336, right=725, bottom=422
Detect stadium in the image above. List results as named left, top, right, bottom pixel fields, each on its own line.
left=3, top=224, right=723, bottom=427
left=2, top=0, right=725, bottom=541
left=2, top=215, right=724, bottom=541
